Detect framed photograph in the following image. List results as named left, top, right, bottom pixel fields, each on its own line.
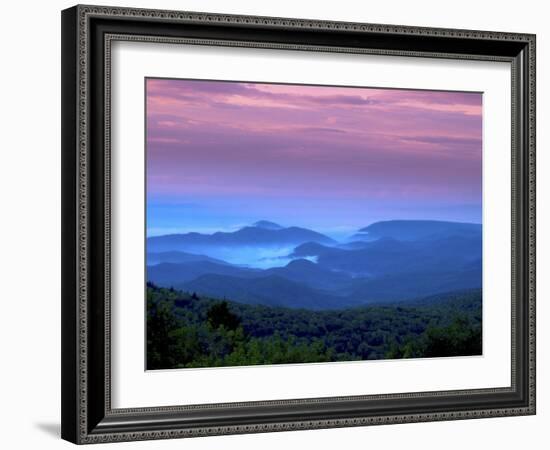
left=61, top=5, right=536, bottom=444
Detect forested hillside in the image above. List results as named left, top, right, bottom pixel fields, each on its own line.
left=147, top=284, right=482, bottom=370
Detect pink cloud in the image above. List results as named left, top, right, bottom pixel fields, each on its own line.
left=146, top=78, right=482, bottom=209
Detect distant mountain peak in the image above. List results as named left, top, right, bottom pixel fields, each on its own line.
left=286, top=258, right=316, bottom=268
left=252, top=220, right=284, bottom=230
left=359, top=219, right=479, bottom=232
left=358, top=220, right=482, bottom=242
left=147, top=222, right=335, bottom=252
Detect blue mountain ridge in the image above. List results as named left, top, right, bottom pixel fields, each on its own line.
left=357, top=220, right=481, bottom=241
left=147, top=220, right=482, bottom=309
left=147, top=222, right=335, bottom=252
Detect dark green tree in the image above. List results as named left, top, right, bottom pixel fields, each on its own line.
left=423, top=316, right=482, bottom=357
left=206, top=301, right=240, bottom=330
left=146, top=297, right=179, bottom=369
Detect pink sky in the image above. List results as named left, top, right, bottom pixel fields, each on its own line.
left=146, top=78, right=482, bottom=235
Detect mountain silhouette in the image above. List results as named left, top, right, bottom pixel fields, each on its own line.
left=147, top=258, right=352, bottom=293
left=147, top=250, right=229, bottom=266
left=182, top=274, right=346, bottom=309
left=358, top=220, right=481, bottom=241
left=147, top=224, right=335, bottom=252
left=148, top=261, right=261, bottom=286
left=146, top=219, right=483, bottom=309
left=252, top=220, right=284, bottom=230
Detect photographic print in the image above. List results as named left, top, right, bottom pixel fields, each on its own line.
left=145, top=78, right=483, bottom=370
left=61, top=8, right=536, bottom=441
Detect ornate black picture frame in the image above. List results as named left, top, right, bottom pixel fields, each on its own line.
left=61, top=4, right=536, bottom=444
